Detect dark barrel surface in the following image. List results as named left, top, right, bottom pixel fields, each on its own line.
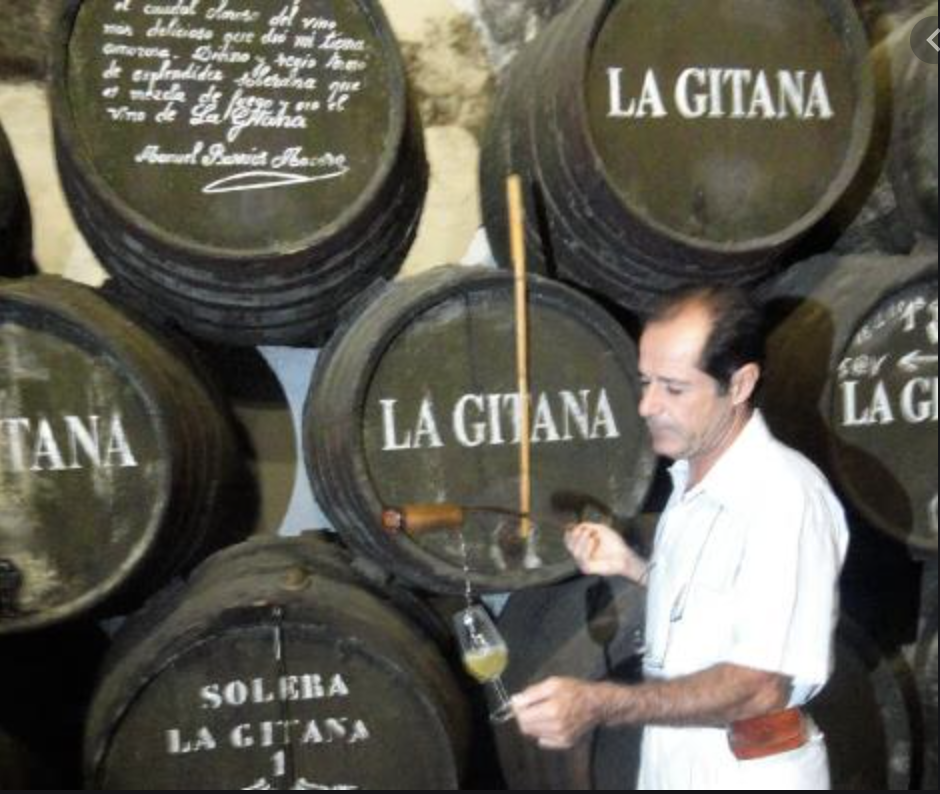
left=888, top=4, right=938, bottom=242
left=304, top=266, right=656, bottom=595
left=84, top=536, right=470, bottom=790
left=0, top=277, right=240, bottom=633
left=762, top=252, right=938, bottom=556
left=495, top=574, right=646, bottom=789
left=0, top=121, right=33, bottom=277
left=481, top=0, right=874, bottom=316
left=831, top=3, right=939, bottom=255
left=50, top=0, right=426, bottom=346
left=809, top=620, right=919, bottom=790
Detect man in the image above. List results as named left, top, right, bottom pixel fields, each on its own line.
left=513, top=286, right=849, bottom=790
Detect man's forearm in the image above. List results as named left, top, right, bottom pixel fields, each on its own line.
left=590, top=664, right=791, bottom=729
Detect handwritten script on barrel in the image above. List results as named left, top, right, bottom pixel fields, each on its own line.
left=65, top=0, right=393, bottom=250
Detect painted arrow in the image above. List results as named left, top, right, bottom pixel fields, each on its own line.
left=899, top=350, right=939, bottom=373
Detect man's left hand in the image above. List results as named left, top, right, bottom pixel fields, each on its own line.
left=513, top=677, right=604, bottom=750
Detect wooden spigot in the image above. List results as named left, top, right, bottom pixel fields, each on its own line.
left=382, top=504, right=467, bottom=536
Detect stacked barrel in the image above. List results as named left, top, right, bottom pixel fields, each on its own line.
left=0, top=277, right=244, bottom=632
left=480, top=0, right=875, bottom=315
left=50, top=0, right=427, bottom=346
left=304, top=266, right=656, bottom=595
left=84, top=535, right=471, bottom=790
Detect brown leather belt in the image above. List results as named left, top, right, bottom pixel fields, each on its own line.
left=729, top=708, right=809, bottom=762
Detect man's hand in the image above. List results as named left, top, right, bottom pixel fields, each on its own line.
left=513, top=678, right=606, bottom=751
left=565, top=523, right=648, bottom=583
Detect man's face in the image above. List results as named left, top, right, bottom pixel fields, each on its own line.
left=638, top=306, right=739, bottom=463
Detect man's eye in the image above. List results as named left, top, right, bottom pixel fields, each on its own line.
left=666, top=386, right=686, bottom=396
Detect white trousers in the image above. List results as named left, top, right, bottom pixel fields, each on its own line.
left=638, top=724, right=831, bottom=790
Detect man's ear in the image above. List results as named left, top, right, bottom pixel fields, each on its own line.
left=730, top=363, right=761, bottom=407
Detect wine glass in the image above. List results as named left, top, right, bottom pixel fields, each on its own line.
left=453, top=605, right=515, bottom=724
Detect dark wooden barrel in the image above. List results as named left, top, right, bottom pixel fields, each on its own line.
left=917, top=579, right=938, bottom=790
left=494, top=574, right=646, bottom=789
left=762, top=251, right=938, bottom=556
left=888, top=4, right=938, bottom=242
left=304, top=266, right=656, bottom=595
left=50, top=0, right=427, bottom=347
left=829, top=4, right=939, bottom=255
left=0, top=276, right=242, bottom=634
left=481, top=0, right=875, bottom=316
left=809, top=620, right=919, bottom=790
left=84, top=535, right=470, bottom=790
left=0, top=121, right=33, bottom=278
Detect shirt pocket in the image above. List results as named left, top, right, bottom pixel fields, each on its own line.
left=665, top=582, right=736, bottom=674
left=693, top=518, right=746, bottom=593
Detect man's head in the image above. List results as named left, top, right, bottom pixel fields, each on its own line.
left=638, top=286, right=765, bottom=469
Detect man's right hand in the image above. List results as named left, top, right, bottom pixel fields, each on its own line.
left=565, top=523, right=649, bottom=584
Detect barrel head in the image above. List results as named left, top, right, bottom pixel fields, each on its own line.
left=86, top=537, right=468, bottom=790
left=586, top=0, right=873, bottom=251
left=830, top=278, right=938, bottom=553
left=60, top=0, right=401, bottom=255
left=95, top=623, right=460, bottom=790
left=763, top=252, right=938, bottom=557
left=0, top=288, right=167, bottom=629
left=306, top=268, right=656, bottom=594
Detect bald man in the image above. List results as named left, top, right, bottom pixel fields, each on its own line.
left=514, top=286, right=849, bottom=790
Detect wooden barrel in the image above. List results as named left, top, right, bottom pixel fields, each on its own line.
left=494, top=574, right=646, bottom=789
left=0, top=121, right=32, bottom=278
left=762, top=251, right=938, bottom=556
left=50, top=0, right=427, bottom=347
left=0, top=276, right=242, bottom=634
left=888, top=4, right=938, bottom=242
left=809, top=620, right=919, bottom=790
left=481, top=0, right=875, bottom=316
left=830, top=4, right=939, bottom=255
left=84, top=535, right=470, bottom=790
left=304, top=266, right=656, bottom=595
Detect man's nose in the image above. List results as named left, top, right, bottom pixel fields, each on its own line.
left=639, top=385, right=657, bottom=418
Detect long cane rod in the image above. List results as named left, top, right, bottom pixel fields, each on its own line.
left=507, top=175, right=533, bottom=541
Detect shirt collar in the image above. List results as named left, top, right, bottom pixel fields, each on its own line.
left=669, top=410, right=773, bottom=508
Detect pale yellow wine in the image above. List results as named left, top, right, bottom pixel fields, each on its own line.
left=463, top=646, right=509, bottom=683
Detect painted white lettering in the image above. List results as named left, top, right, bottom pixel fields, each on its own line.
left=453, top=395, right=487, bottom=448
left=608, top=68, right=668, bottom=119
left=531, top=393, right=562, bottom=443
left=901, top=377, right=940, bottom=424
left=675, top=68, right=708, bottom=119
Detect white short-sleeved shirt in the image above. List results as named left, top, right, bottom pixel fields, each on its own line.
left=639, top=411, right=849, bottom=790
